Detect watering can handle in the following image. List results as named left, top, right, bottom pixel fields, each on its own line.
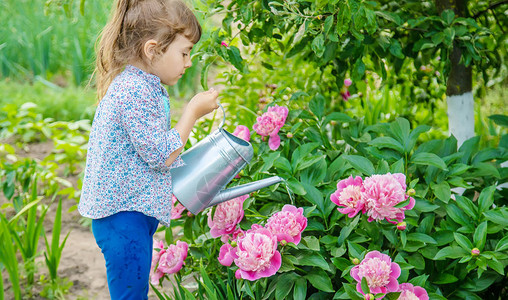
left=218, top=102, right=226, bottom=129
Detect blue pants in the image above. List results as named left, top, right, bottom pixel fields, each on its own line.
left=92, top=211, right=159, bottom=300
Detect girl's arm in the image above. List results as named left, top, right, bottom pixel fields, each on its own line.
left=165, top=88, right=219, bottom=166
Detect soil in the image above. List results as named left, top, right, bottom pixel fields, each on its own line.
left=1, top=140, right=173, bottom=299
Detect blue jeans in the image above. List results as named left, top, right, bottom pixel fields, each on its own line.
left=92, top=211, right=159, bottom=300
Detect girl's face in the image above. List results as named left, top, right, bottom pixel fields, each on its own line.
left=151, top=34, right=194, bottom=86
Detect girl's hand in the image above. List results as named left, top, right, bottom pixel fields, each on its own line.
left=187, top=88, right=219, bottom=120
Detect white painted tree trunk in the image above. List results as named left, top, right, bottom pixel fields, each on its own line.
left=446, top=92, right=475, bottom=148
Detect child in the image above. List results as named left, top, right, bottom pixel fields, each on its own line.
left=78, top=0, right=219, bottom=298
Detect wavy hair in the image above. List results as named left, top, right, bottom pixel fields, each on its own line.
left=94, top=0, right=201, bottom=100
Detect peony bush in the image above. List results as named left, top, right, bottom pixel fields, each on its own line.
left=151, top=97, right=507, bottom=300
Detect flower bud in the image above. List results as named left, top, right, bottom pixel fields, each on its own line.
left=471, top=248, right=480, bottom=256
left=231, top=240, right=237, bottom=247
left=330, top=120, right=338, bottom=126
left=286, top=132, right=293, bottom=138
left=221, top=41, right=229, bottom=47
left=351, top=258, right=360, bottom=265
left=407, top=188, right=416, bottom=196
left=364, top=293, right=375, bottom=300
left=344, top=78, right=352, bottom=87
left=397, top=221, right=407, bottom=231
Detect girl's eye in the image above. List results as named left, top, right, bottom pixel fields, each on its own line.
left=183, top=53, right=189, bottom=57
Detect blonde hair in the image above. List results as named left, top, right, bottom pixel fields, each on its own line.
left=94, top=0, right=201, bottom=100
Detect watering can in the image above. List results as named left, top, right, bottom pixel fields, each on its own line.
left=170, top=103, right=283, bottom=215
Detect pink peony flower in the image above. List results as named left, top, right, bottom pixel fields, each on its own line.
left=156, top=240, right=188, bottom=275
left=252, top=105, right=289, bottom=150
left=208, top=194, right=248, bottom=238
left=344, top=78, right=353, bottom=87
left=150, top=240, right=166, bottom=285
left=397, top=222, right=407, bottom=231
left=351, top=251, right=400, bottom=296
left=362, top=173, right=415, bottom=224
left=233, top=125, right=251, bottom=142
left=218, top=243, right=237, bottom=266
left=265, top=205, right=307, bottom=245
left=398, top=283, right=429, bottom=300
left=341, top=90, right=351, bottom=101
left=330, top=175, right=365, bottom=218
left=171, top=195, right=186, bottom=220
left=233, top=225, right=281, bottom=281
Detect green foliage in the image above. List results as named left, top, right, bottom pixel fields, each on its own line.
left=151, top=81, right=507, bottom=298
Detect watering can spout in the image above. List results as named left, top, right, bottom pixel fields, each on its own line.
left=207, top=176, right=284, bottom=208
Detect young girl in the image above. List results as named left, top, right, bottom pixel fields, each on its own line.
left=78, top=0, right=218, bottom=298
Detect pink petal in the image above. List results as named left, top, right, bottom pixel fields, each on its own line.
left=390, top=262, right=401, bottom=279
left=268, top=134, right=281, bottom=150
left=386, top=277, right=399, bottom=292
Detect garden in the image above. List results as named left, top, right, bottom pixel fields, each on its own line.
left=0, top=0, right=507, bottom=299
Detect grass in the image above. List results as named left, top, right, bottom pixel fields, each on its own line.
left=0, top=79, right=187, bottom=122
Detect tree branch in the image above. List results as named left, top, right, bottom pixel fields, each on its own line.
left=473, top=0, right=508, bottom=19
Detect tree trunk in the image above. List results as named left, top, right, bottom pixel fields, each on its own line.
left=435, top=0, right=474, bottom=148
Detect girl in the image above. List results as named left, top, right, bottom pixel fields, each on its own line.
left=78, top=0, right=218, bottom=298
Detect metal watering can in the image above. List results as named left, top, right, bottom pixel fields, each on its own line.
left=170, top=104, right=283, bottom=215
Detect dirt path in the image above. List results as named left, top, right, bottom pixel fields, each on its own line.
left=2, top=140, right=174, bottom=299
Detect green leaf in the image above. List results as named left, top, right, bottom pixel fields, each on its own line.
left=302, top=236, right=320, bottom=252
left=495, top=235, right=508, bottom=252
left=343, top=283, right=364, bottom=300
left=483, top=210, right=508, bottom=226
left=286, top=178, right=306, bottom=195
left=431, top=182, right=451, bottom=203
left=410, top=152, right=448, bottom=170
left=441, top=9, right=455, bottom=25
left=473, top=221, right=488, bottom=250
left=390, top=158, right=405, bottom=173
left=296, top=252, right=331, bottom=272
left=445, top=203, right=470, bottom=226
left=478, top=186, right=496, bottom=213
left=434, top=273, right=458, bottom=284
left=488, top=114, right=508, bottom=127
left=369, top=137, right=404, bottom=153
left=488, top=260, right=505, bottom=275
left=293, top=278, right=307, bottom=300
left=226, top=46, right=244, bottom=71
left=409, top=274, right=429, bottom=287
left=375, top=11, right=402, bottom=25
left=414, top=199, right=440, bottom=213
left=276, top=273, right=297, bottom=300
left=291, top=143, right=320, bottom=170
left=310, top=94, right=325, bottom=119
left=389, top=40, right=404, bottom=59
left=324, top=112, right=354, bottom=124
left=353, top=58, right=366, bottom=81
left=338, top=215, right=360, bottom=246
left=343, top=155, right=375, bottom=175
left=407, top=233, right=437, bottom=244
left=434, top=246, right=468, bottom=260
left=305, top=269, right=334, bottom=293
left=455, top=195, right=478, bottom=219
left=361, top=277, right=370, bottom=294
left=311, top=34, right=325, bottom=57
left=301, top=182, right=324, bottom=214
left=454, top=233, right=473, bottom=251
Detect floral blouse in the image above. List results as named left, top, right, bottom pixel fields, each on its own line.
left=78, top=65, right=184, bottom=226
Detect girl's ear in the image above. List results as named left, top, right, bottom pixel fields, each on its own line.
left=143, top=39, right=158, bottom=61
